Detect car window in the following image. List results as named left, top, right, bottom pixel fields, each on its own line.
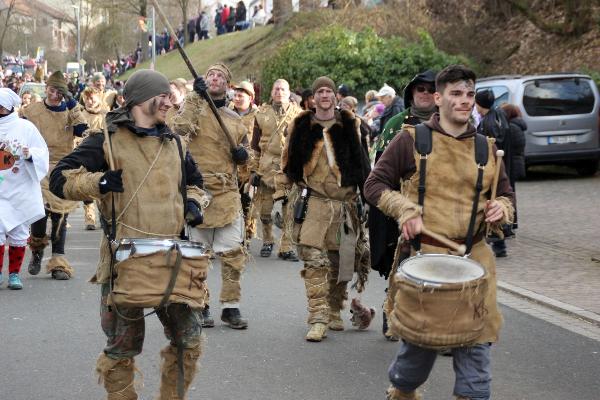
left=477, top=86, right=509, bottom=108
left=523, top=78, right=595, bottom=116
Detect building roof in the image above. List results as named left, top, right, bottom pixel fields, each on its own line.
left=0, top=0, right=74, bottom=23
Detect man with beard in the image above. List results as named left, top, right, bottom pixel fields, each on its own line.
left=279, top=77, right=370, bottom=341
left=251, top=79, right=303, bottom=261
left=172, top=63, right=250, bottom=329
left=364, top=65, right=514, bottom=400
left=368, top=69, right=437, bottom=340
left=21, top=71, right=88, bottom=280
left=49, top=69, right=207, bottom=400
left=231, top=81, right=258, bottom=243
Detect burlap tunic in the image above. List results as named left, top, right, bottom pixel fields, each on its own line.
left=172, top=93, right=248, bottom=228
left=22, top=101, right=87, bottom=214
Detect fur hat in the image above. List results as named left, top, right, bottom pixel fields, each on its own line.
left=46, top=71, right=68, bottom=92
left=312, top=76, right=336, bottom=93
left=205, top=62, right=232, bottom=83
left=475, top=89, right=495, bottom=109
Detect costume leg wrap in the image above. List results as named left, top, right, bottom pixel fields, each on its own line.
left=277, top=200, right=294, bottom=253
left=300, top=264, right=330, bottom=324
left=326, top=251, right=348, bottom=313
left=219, top=247, right=247, bottom=304
left=158, top=344, right=202, bottom=400
left=258, top=185, right=275, bottom=244
left=28, top=235, right=49, bottom=252
left=46, top=254, right=74, bottom=277
left=84, top=201, right=97, bottom=225
left=95, top=353, right=138, bottom=400
left=386, top=386, right=422, bottom=400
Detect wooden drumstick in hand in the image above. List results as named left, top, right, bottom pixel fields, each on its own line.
left=486, top=150, right=505, bottom=236
left=421, top=226, right=467, bottom=256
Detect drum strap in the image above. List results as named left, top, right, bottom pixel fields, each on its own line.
left=413, top=124, right=432, bottom=252
left=173, top=134, right=188, bottom=240
left=411, top=124, right=488, bottom=254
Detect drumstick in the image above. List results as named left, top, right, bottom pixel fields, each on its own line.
left=103, top=125, right=116, bottom=171
left=486, top=150, right=505, bottom=236
left=421, top=226, right=467, bottom=256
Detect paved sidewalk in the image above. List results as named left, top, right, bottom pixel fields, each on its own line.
left=495, top=169, right=600, bottom=325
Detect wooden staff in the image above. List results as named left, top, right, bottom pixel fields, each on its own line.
left=486, top=150, right=505, bottom=236
left=149, top=0, right=237, bottom=151
left=421, top=226, right=467, bottom=256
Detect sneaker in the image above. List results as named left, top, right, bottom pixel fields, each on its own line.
left=201, top=305, right=215, bottom=328
left=305, top=323, right=328, bottom=342
left=28, top=250, right=43, bottom=275
left=7, top=273, right=23, bottom=290
left=51, top=270, right=70, bottom=280
left=278, top=251, right=299, bottom=262
left=85, top=224, right=96, bottom=231
left=221, top=308, right=248, bottom=329
left=260, top=243, right=273, bottom=258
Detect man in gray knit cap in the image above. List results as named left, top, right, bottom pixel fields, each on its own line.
left=49, top=69, right=208, bottom=400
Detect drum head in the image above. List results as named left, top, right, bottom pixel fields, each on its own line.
left=115, top=238, right=206, bottom=261
left=399, top=254, right=484, bottom=284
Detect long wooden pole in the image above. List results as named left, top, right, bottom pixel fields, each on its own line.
left=149, top=0, right=237, bottom=151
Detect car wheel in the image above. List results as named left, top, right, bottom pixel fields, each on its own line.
left=575, top=160, right=599, bottom=176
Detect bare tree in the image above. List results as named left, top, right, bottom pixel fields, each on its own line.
left=273, top=0, right=293, bottom=26
left=299, top=0, right=320, bottom=11
left=505, top=0, right=596, bottom=36
left=0, top=0, right=16, bottom=57
left=172, top=0, right=190, bottom=44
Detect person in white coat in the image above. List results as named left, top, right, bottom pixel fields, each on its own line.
left=0, top=88, right=49, bottom=289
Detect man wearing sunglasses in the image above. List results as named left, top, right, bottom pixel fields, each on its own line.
left=368, top=69, right=438, bottom=340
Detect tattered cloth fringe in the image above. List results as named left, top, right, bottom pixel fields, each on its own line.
left=46, top=255, right=74, bottom=277
left=377, top=190, right=422, bottom=227
left=489, top=196, right=515, bottom=239
left=62, top=166, right=103, bottom=200
left=28, top=235, right=49, bottom=252
left=95, top=354, right=143, bottom=400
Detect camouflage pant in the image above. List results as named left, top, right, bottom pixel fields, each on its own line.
left=100, top=284, right=203, bottom=358
left=257, top=183, right=293, bottom=252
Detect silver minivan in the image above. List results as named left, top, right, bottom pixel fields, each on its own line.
left=476, top=73, right=600, bottom=176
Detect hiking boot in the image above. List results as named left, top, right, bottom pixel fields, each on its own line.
left=85, top=224, right=96, bottom=231
left=221, top=308, right=248, bottom=329
left=383, top=311, right=399, bottom=341
left=7, top=273, right=23, bottom=290
left=278, top=251, right=299, bottom=262
left=201, top=305, right=215, bottom=328
left=27, top=250, right=43, bottom=275
left=305, top=323, right=328, bottom=342
left=260, top=243, right=273, bottom=258
left=328, top=311, right=344, bottom=331
left=51, top=270, right=70, bottom=280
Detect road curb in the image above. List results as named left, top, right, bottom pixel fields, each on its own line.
left=498, top=281, right=600, bottom=327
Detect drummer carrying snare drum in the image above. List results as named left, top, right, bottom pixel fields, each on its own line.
left=49, top=69, right=209, bottom=400
left=364, top=65, right=515, bottom=400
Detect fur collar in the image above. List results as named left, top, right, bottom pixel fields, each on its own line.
left=285, top=109, right=370, bottom=188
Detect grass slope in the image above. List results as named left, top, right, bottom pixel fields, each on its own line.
left=121, top=26, right=274, bottom=82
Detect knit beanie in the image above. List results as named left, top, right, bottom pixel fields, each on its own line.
left=205, top=62, right=232, bottom=83
left=46, top=71, right=68, bottom=92
left=123, top=69, right=171, bottom=108
left=312, top=76, right=336, bottom=93
left=475, top=89, right=495, bottom=109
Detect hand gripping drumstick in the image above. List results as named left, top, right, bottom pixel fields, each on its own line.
left=421, top=226, right=467, bottom=256
left=149, top=0, right=238, bottom=151
left=486, top=150, right=505, bottom=236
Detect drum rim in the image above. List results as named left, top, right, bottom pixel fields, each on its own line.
left=117, top=237, right=206, bottom=248
left=397, top=253, right=485, bottom=284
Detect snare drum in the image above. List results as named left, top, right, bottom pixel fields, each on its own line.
left=389, top=254, right=488, bottom=349
left=111, top=238, right=209, bottom=310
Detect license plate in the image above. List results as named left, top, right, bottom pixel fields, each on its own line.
left=547, top=135, right=577, bottom=144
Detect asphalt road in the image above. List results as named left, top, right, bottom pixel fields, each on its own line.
left=1, top=209, right=598, bottom=400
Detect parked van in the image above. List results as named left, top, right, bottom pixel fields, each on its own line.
left=476, top=74, right=600, bottom=176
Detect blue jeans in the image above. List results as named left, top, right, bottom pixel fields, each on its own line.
left=388, top=341, right=492, bottom=399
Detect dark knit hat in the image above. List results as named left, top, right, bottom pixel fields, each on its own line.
left=337, top=84, right=350, bottom=97
left=123, top=69, right=171, bottom=108
left=205, top=62, right=232, bottom=83
left=312, top=76, right=336, bottom=93
left=475, top=89, right=495, bottom=109
left=46, top=71, right=68, bottom=92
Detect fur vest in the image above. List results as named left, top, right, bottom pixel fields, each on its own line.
left=284, top=109, right=370, bottom=189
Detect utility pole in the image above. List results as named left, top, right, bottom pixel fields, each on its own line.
left=151, top=6, right=156, bottom=69
left=72, top=4, right=81, bottom=75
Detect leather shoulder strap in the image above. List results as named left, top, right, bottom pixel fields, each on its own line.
left=414, top=123, right=432, bottom=156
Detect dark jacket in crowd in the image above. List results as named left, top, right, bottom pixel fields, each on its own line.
left=377, top=96, right=404, bottom=137
left=504, top=117, right=527, bottom=183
